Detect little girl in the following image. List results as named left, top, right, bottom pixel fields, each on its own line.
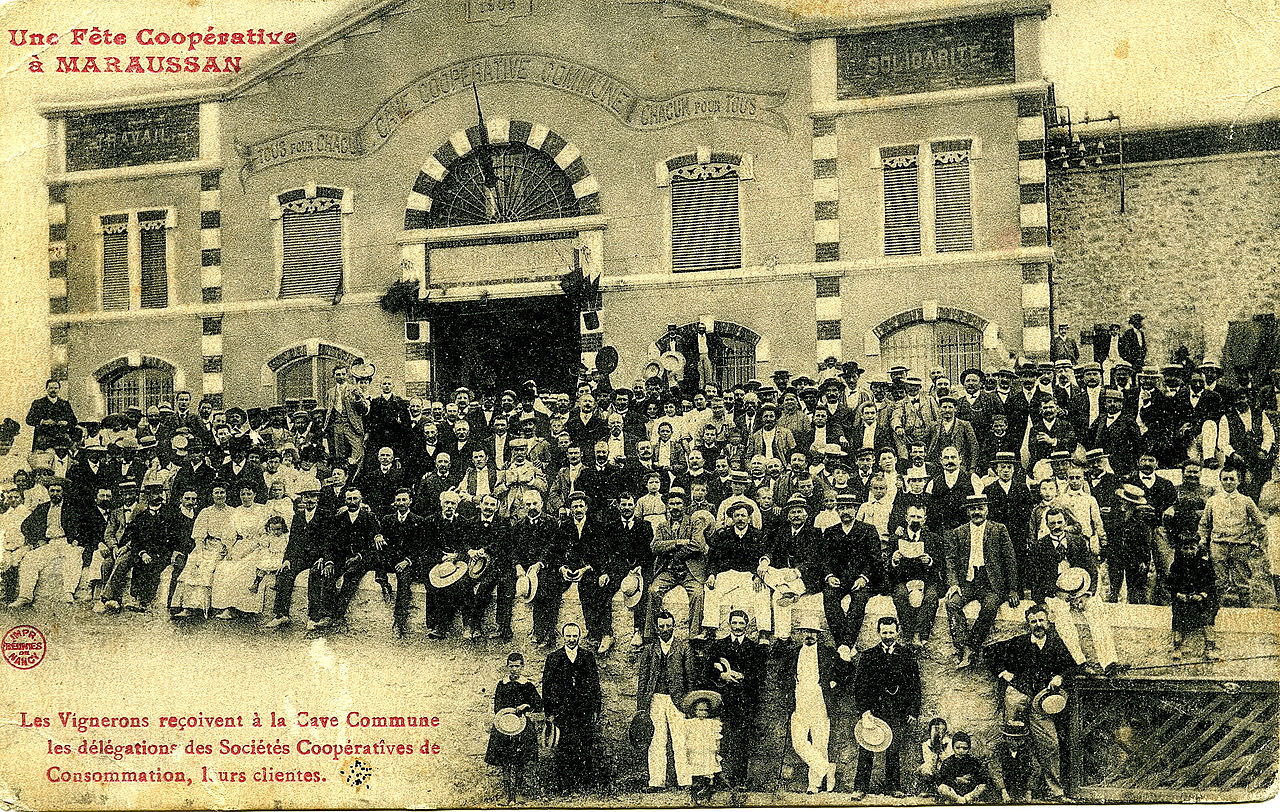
left=637, top=473, right=667, bottom=530
left=683, top=691, right=723, bottom=806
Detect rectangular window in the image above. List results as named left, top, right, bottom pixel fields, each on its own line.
left=279, top=202, right=344, bottom=298
left=933, top=140, right=974, bottom=252
left=138, top=209, right=169, bottom=308
left=100, top=214, right=130, bottom=311
left=881, top=147, right=921, bottom=256
left=670, top=167, right=742, bottom=273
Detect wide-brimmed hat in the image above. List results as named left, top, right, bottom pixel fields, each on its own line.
left=1003, top=720, right=1029, bottom=738
left=681, top=689, right=722, bottom=714
left=1055, top=567, right=1091, bottom=598
left=468, top=552, right=491, bottom=579
left=428, top=561, right=468, bottom=589
left=628, top=710, right=655, bottom=749
left=350, top=362, right=376, bottom=380
left=493, top=708, right=527, bottom=737
left=855, top=713, right=893, bottom=752
left=1115, top=484, right=1149, bottom=506
left=515, top=562, right=541, bottom=604
left=906, top=579, right=926, bottom=608
left=1034, top=686, right=1068, bottom=715
left=619, top=570, right=644, bottom=609
left=822, top=443, right=847, bottom=457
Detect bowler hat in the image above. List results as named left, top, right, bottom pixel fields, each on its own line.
left=628, top=710, right=655, bottom=749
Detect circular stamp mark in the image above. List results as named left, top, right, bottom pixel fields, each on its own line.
left=3, top=625, right=46, bottom=670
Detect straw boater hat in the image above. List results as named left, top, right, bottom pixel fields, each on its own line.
left=1056, top=567, right=1092, bottom=599
left=681, top=689, right=722, bottom=714
left=619, top=569, right=645, bottom=609
left=1034, top=686, right=1068, bottom=716
left=711, top=657, right=745, bottom=685
left=1115, top=484, right=1149, bottom=506
left=428, top=560, right=468, bottom=589
left=492, top=708, right=527, bottom=737
left=515, top=562, right=541, bottom=604
left=854, top=713, right=893, bottom=753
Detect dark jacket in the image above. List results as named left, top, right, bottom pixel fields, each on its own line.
left=853, top=642, right=922, bottom=719
left=885, top=527, right=946, bottom=587
left=121, top=505, right=182, bottom=558
left=768, top=522, right=826, bottom=591
left=636, top=637, right=697, bottom=708
left=322, top=507, right=382, bottom=566
left=778, top=641, right=845, bottom=715
left=945, top=520, right=1018, bottom=597
left=1026, top=530, right=1099, bottom=602
left=602, top=515, right=654, bottom=576
left=708, top=525, right=766, bottom=574
left=282, top=507, right=326, bottom=568
left=985, top=478, right=1035, bottom=549
left=704, top=633, right=767, bottom=710
left=26, top=396, right=77, bottom=451
left=379, top=509, right=428, bottom=566
left=541, top=646, right=602, bottom=723
left=993, top=629, right=1078, bottom=698
left=823, top=520, right=883, bottom=591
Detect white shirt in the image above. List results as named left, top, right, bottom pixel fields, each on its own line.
left=760, top=428, right=777, bottom=460
left=966, top=522, right=986, bottom=581
left=796, top=643, right=825, bottom=714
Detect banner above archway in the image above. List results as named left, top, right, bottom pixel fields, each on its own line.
left=241, top=53, right=788, bottom=176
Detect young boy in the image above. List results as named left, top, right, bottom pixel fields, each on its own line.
left=936, top=732, right=990, bottom=804
left=1199, top=466, right=1265, bottom=606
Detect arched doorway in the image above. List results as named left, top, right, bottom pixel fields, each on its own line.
left=875, top=307, right=989, bottom=383
left=655, top=321, right=760, bottom=393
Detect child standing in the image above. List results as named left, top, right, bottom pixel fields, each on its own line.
left=1169, top=515, right=1219, bottom=661
left=637, top=473, right=668, bottom=530
left=484, top=652, right=543, bottom=803
left=682, top=690, right=723, bottom=806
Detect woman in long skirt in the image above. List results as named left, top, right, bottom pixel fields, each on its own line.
left=484, top=652, right=543, bottom=803
left=211, top=487, right=274, bottom=618
left=172, top=485, right=234, bottom=617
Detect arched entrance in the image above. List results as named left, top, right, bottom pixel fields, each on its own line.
left=654, top=321, right=761, bottom=393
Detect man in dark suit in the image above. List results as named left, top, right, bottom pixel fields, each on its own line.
left=1028, top=398, right=1077, bottom=469
left=374, top=489, right=428, bottom=637
left=577, top=441, right=623, bottom=509
left=462, top=493, right=513, bottom=640
left=852, top=616, right=922, bottom=799
left=26, top=379, right=77, bottom=452
left=1118, top=313, right=1148, bottom=371
left=1050, top=324, right=1080, bottom=364
left=603, top=493, right=654, bottom=647
left=779, top=620, right=845, bottom=794
left=512, top=490, right=565, bottom=647
left=97, top=480, right=181, bottom=612
left=703, top=503, right=769, bottom=639
left=955, top=369, right=1000, bottom=440
left=944, top=494, right=1019, bottom=668
left=355, top=446, right=407, bottom=515
left=541, top=622, right=602, bottom=794
left=984, top=451, right=1035, bottom=593
left=885, top=504, right=946, bottom=646
left=822, top=494, right=883, bottom=659
left=767, top=494, right=826, bottom=640
left=704, top=608, right=768, bottom=791
left=265, top=484, right=324, bottom=627
left=321, top=486, right=383, bottom=628
left=364, top=377, right=408, bottom=464
left=220, top=440, right=266, bottom=507
left=636, top=610, right=698, bottom=791
left=1087, top=388, right=1143, bottom=475
left=421, top=490, right=470, bottom=638
left=927, top=397, right=980, bottom=471
left=557, top=491, right=615, bottom=651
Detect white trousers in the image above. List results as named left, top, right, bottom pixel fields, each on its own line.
left=703, top=569, right=773, bottom=631
left=789, top=708, right=831, bottom=791
left=16, top=541, right=85, bottom=600
left=1046, top=595, right=1117, bottom=668
left=648, top=694, right=691, bottom=787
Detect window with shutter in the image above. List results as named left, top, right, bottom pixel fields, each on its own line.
left=933, top=142, right=974, bottom=252
left=278, top=195, right=344, bottom=299
left=101, top=214, right=130, bottom=311
left=138, top=210, right=169, bottom=308
left=670, top=164, right=742, bottom=273
left=882, top=147, right=921, bottom=256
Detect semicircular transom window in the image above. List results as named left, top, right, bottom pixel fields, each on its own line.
left=427, top=143, right=581, bottom=228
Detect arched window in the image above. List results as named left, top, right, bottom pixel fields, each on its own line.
left=267, top=343, right=361, bottom=407
left=657, top=322, right=759, bottom=392
left=99, top=360, right=175, bottom=415
left=880, top=319, right=983, bottom=384
left=427, top=143, right=580, bottom=228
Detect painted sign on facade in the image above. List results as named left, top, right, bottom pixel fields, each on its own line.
left=836, top=17, right=1015, bottom=100
left=64, top=103, right=200, bottom=172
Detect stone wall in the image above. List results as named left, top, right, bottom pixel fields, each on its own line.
left=1049, top=152, right=1280, bottom=365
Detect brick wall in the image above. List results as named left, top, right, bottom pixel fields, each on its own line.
left=1050, top=153, right=1280, bottom=364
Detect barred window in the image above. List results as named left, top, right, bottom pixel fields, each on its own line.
left=102, top=364, right=175, bottom=415
left=881, top=147, right=921, bottom=256
left=99, top=210, right=171, bottom=311
left=275, top=187, right=348, bottom=300
left=670, top=164, right=742, bottom=273
left=880, top=319, right=983, bottom=385
left=933, top=141, right=974, bottom=252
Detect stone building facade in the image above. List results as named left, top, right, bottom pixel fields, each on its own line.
left=43, top=0, right=1054, bottom=416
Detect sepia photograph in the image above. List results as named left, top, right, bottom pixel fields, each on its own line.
left=0, top=0, right=1277, bottom=808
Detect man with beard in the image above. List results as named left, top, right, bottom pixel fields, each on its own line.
left=886, top=504, right=945, bottom=647
left=10, top=479, right=89, bottom=606
left=541, top=622, right=603, bottom=794
left=822, top=493, right=882, bottom=661
left=1086, top=388, right=1142, bottom=475
left=164, top=489, right=200, bottom=615
left=703, top=503, right=771, bottom=640
left=637, top=609, right=697, bottom=793
left=1027, top=399, right=1077, bottom=470
left=945, top=495, right=1019, bottom=668
left=704, top=609, right=767, bottom=792
left=646, top=488, right=708, bottom=638
left=764, top=494, right=824, bottom=641
left=414, top=452, right=454, bottom=514
left=97, top=478, right=181, bottom=612
left=984, top=451, right=1034, bottom=593
left=325, top=487, right=385, bottom=626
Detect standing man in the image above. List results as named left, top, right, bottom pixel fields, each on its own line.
left=945, top=494, right=1019, bottom=668
left=1051, top=324, right=1079, bottom=365
left=558, top=491, right=613, bottom=652
left=26, top=379, right=78, bottom=452
left=1118, top=314, right=1148, bottom=372
left=851, top=616, right=921, bottom=800
left=323, top=365, right=369, bottom=469
left=822, top=493, right=882, bottom=660
left=636, top=610, right=697, bottom=793
left=779, top=618, right=843, bottom=794
left=993, top=604, right=1077, bottom=802
left=704, top=609, right=767, bottom=792
left=541, top=622, right=603, bottom=795
left=364, top=377, right=408, bottom=464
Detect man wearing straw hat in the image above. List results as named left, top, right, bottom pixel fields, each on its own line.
left=779, top=615, right=843, bottom=793
left=601, top=491, right=654, bottom=648
left=944, top=494, right=1019, bottom=669
left=852, top=614, right=920, bottom=799
left=992, top=604, right=1077, bottom=802
left=764, top=493, right=825, bottom=641
left=702, top=502, right=771, bottom=641
left=646, top=488, right=708, bottom=638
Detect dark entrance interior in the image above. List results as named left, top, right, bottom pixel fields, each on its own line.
left=430, top=296, right=579, bottom=396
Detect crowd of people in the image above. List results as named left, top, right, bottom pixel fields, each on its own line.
left=3, top=314, right=1279, bottom=803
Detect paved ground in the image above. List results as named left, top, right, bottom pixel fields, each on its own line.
left=0, top=576, right=1276, bottom=810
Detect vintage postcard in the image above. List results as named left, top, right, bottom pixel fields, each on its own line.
left=0, top=0, right=1278, bottom=808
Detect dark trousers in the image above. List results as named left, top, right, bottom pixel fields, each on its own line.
left=577, top=574, right=620, bottom=641
left=945, top=577, right=1001, bottom=652
left=1107, top=559, right=1150, bottom=604
left=273, top=560, right=311, bottom=617
left=467, top=567, right=517, bottom=636
left=720, top=703, right=758, bottom=789
left=102, top=546, right=167, bottom=605
left=1, top=568, right=18, bottom=603
left=822, top=586, right=872, bottom=647
left=891, top=583, right=940, bottom=643
left=393, top=562, right=424, bottom=629
left=529, top=578, right=566, bottom=643
left=307, top=561, right=336, bottom=621
left=855, top=713, right=909, bottom=792
left=333, top=554, right=395, bottom=619
left=166, top=552, right=189, bottom=610
left=425, top=581, right=467, bottom=632
left=552, top=717, right=597, bottom=793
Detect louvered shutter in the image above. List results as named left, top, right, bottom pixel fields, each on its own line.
left=934, top=143, right=974, bottom=252
left=101, top=214, right=130, bottom=311
left=670, top=166, right=742, bottom=273
left=139, top=210, right=169, bottom=309
left=882, top=149, right=921, bottom=256
left=279, top=201, right=343, bottom=299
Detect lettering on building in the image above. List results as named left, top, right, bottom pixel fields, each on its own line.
left=466, top=0, right=534, bottom=25
left=243, top=53, right=788, bottom=175
left=836, top=17, right=1015, bottom=100
left=64, top=103, right=200, bottom=172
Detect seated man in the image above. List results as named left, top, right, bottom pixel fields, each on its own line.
left=10, top=478, right=89, bottom=607
left=645, top=488, right=708, bottom=639
left=763, top=494, right=825, bottom=642
left=702, top=503, right=772, bottom=640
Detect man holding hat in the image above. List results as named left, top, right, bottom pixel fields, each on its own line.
left=97, top=474, right=181, bottom=612
left=992, top=604, right=1077, bottom=802
left=703, top=502, right=771, bottom=640
left=636, top=609, right=697, bottom=792
left=1031, top=508, right=1119, bottom=672
left=765, top=493, right=825, bottom=641
left=541, top=622, right=603, bottom=794
left=322, top=365, right=368, bottom=469
left=704, top=608, right=767, bottom=791
left=1087, top=386, right=1142, bottom=474
left=944, top=493, right=1019, bottom=668
left=822, top=493, right=883, bottom=660
left=26, top=379, right=78, bottom=452
left=851, top=616, right=921, bottom=799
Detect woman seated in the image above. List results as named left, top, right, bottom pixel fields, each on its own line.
left=172, top=484, right=234, bottom=618
left=210, top=487, right=274, bottom=619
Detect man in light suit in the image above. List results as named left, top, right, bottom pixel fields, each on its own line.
left=636, top=610, right=698, bottom=792
left=322, top=364, right=369, bottom=468
left=944, top=494, right=1019, bottom=668
left=747, top=403, right=796, bottom=464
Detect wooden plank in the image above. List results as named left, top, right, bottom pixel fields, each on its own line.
left=1159, top=699, right=1271, bottom=790
left=1194, top=699, right=1279, bottom=789
left=1114, top=696, right=1233, bottom=789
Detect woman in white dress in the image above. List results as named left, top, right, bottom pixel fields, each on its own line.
left=172, top=484, right=234, bottom=617
left=210, top=487, right=273, bottom=618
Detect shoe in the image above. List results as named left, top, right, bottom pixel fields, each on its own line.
left=8, top=597, right=32, bottom=609
left=631, top=631, right=644, bottom=647
left=642, top=785, right=666, bottom=794
left=850, top=790, right=866, bottom=801
left=1205, top=645, right=1221, bottom=662
left=93, top=601, right=110, bottom=614
left=263, top=615, right=291, bottom=629
left=462, top=628, right=476, bottom=640
left=597, top=635, right=613, bottom=654
left=380, top=582, right=394, bottom=603
left=216, top=609, right=235, bottom=620
left=956, top=649, right=973, bottom=669
left=1171, top=648, right=1182, bottom=662
left=394, top=624, right=408, bottom=639
left=105, top=600, right=121, bottom=611
left=125, top=601, right=146, bottom=613
left=890, top=789, right=906, bottom=798
left=61, top=593, right=75, bottom=604
left=174, top=609, right=194, bottom=618
left=487, top=629, right=503, bottom=640
left=426, top=629, right=445, bottom=639
left=314, top=617, right=332, bottom=628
